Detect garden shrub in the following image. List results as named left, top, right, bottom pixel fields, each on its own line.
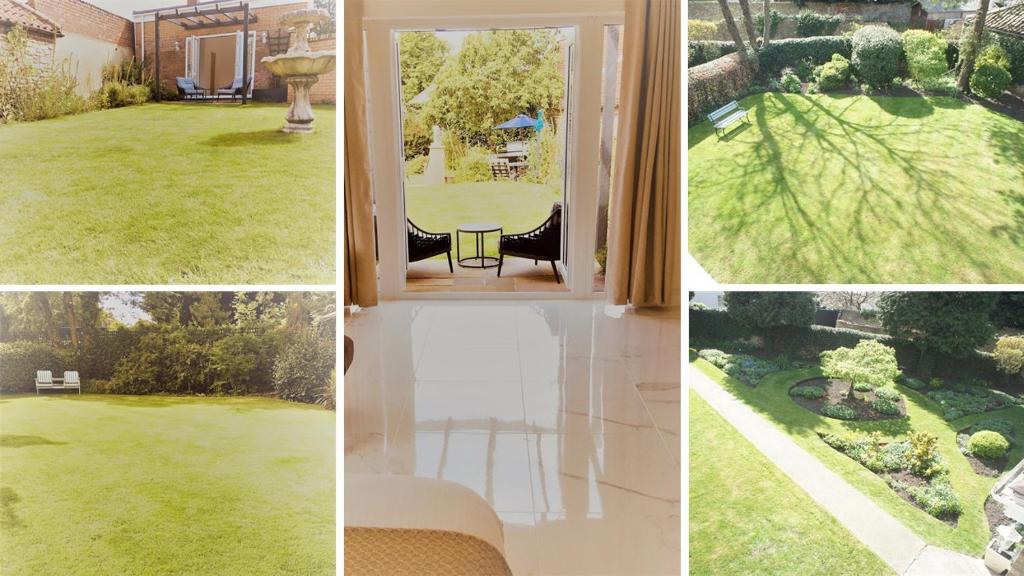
left=272, top=330, right=335, bottom=404
left=908, top=478, right=962, bottom=518
left=794, top=58, right=817, bottom=81
left=794, top=12, right=844, bottom=38
left=688, top=20, right=718, bottom=42
left=404, top=155, right=428, bottom=178
left=995, top=336, right=1024, bottom=380
left=875, top=387, right=902, bottom=402
left=852, top=26, right=902, bottom=88
left=453, top=146, right=493, bottom=183
left=524, top=125, right=561, bottom=187
left=872, top=397, right=900, bottom=415
left=854, top=381, right=874, bottom=392
left=902, top=30, right=948, bottom=83
left=0, top=341, right=73, bottom=393
left=698, top=348, right=731, bottom=368
left=0, top=26, right=85, bottom=123
left=971, top=419, right=1016, bottom=442
left=978, top=44, right=1011, bottom=71
left=900, top=376, right=926, bottom=390
left=927, top=386, right=1014, bottom=420
left=688, top=53, right=753, bottom=126
left=822, top=404, right=856, bottom=420
left=94, top=81, right=149, bottom=109
left=996, top=34, right=1024, bottom=84
left=790, top=385, right=825, bottom=399
left=908, top=431, right=944, bottom=478
left=968, top=430, right=1010, bottom=459
left=754, top=10, right=785, bottom=38
left=109, top=328, right=214, bottom=395
left=690, top=309, right=747, bottom=344
left=969, top=63, right=1012, bottom=99
left=722, top=354, right=780, bottom=386
left=780, top=69, right=803, bottom=93
left=688, top=41, right=737, bottom=68
left=209, top=332, right=281, bottom=395
left=929, top=377, right=944, bottom=389
left=760, top=36, right=853, bottom=75
left=813, top=53, right=852, bottom=91
left=403, top=109, right=433, bottom=159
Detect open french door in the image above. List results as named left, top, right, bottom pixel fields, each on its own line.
left=233, top=31, right=257, bottom=97
left=560, top=41, right=575, bottom=285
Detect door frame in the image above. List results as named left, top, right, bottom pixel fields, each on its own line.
left=363, top=8, right=623, bottom=300
left=185, top=31, right=256, bottom=97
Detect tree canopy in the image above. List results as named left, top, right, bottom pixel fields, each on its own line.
left=878, top=292, right=997, bottom=358
left=427, top=29, right=564, bottom=146
left=724, top=292, right=816, bottom=352
left=821, top=339, right=901, bottom=399
left=398, top=32, right=450, bottom=105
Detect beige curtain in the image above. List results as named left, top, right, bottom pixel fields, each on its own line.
left=606, top=0, right=681, bottom=307
left=343, top=0, right=378, bottom=307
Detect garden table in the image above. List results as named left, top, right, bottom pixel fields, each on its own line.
left=456, top=222, right=502, bottom=269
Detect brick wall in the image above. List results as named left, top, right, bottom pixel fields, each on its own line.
left=136, top=2, right=308, bottom=94
left=28, top=0, right=133, bottom=48
left=307, top=35, right=336, bottom=104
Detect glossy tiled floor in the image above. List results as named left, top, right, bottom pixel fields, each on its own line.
left=344, top=301, right=680, bottom=575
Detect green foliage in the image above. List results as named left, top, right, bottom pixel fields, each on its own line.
left=854, top=381, right=874, bottom=392
left=902, top=30, right=948, bottom=82
left=698, top=348, right=782, bottom=386
left=724, top=292, right=816, bottom=350
left=404, top=155, right=428, bottom=179
left=790, top=385, right=826, bottom=399
left=822, top=404, right=856, bottom=420
left=398, top=32, right=450, bottom=104
left=995, top=336, right=1024, bottom=377
left=754, top=10, right=785, bottom=38
left=272, top=330, right=335, bottom=404
left=0, top=26, right=86, bottom=123
left=820, top=339, right=901, bottom=392
left=780, top=69, right=803, bottom=93
left=978, top=44, right=1011, bottom=71
left=994, top=294, right=1024, bottom=329
left=698, top=348, right=732, bottom=367
left=108, top=328, right=212, bottom=394
left=0, top=341, right=72, bottom=393
left=878, top=292, right=998, bottom=359
left=995, top=34, right=1024, bottom=84
left=930, top=377, right=944, bottom=389
left=688, top=41, right=738, bottom=68
left=874, top=387, right=902, bottom=402
left=794, top=12, right=844, bottom=38
left=688, top=51, right=753, bottom=125
left=759, top=36, right=853, bottom=75
left=403, top=108, right=433, bottom=160
left=908, top=431, right=944, bottom=478
left=852, top=26, right=902, bottom=88
left=428, top=29, right=563, bottom=148
left=453, top=146, right=494, bottom=183
left=209, top=332, right=280, bottom=395
left=970, top=63, right=1012, bottom=99
left=689, top=19, right=718, bottom=42
left=872, top=397, right=901, bottom=415
left=524, top=125, right=562, bottom=187
left=908, top=477, right=962, bottom=518
left=900, top=376, right=927, bottom=390
left=926, top=386, right=1015, bottom=421
left=813, top=53, right=852, bottom=91
left=968, top=430, right=1009, bottom=459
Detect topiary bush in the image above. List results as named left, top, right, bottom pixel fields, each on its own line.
left=968, top=430, right=1010, bottom=459
left=813, top=53, right=852, bottom=91
left=822, top=403, right=856, bottom=420
left=760, top=36, right=853, bottom=75
left=970, top=62, right=1012, bottom=99
left=791, top=385, right=825, bottom=399
left=852, top=26, right=902, bottom=88
left=0, top=341, right=73, bottom=393
left=902, top=30, right=948, bottom=83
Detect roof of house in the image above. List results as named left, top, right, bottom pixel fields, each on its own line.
left=0, top=0, right=62, bottom=36
left=971, top=2, right=1024, bottom=37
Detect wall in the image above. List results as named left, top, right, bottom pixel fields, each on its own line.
left=136, top=2, right=308, bottom=95
left=689, top=1, right=912, bottom=41
left=287, top=35, right=336, bottom=104
left=0, top=23, right=56, bottom=79
left=28, top=0, right=134, bottom=95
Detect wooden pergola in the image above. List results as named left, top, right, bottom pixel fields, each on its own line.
left=152, top=1, right=254, bottom=104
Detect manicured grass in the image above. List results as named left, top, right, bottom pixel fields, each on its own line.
left=688, top=93, right=1024, bottom=283
left=405, top=179, right=561, bottom=258
left=0, top=395, right=334, bottom=575
left=0, top=103, right=335, bottom=284
left=690, top=389, right=894, bottom=575
left=693, top=356, right=1024, bottom=555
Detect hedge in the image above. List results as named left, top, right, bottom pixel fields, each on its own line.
left=759, top=36, right=853, bottom=75
left=0, top=341, right=73, bottom=393
left=689, top=308, right=748, bottom=344
left=852, top=26, right=902, bottom=88
left=688, top=53, right=753, bottom=126
left=995, top=33, right=1024, bottom=84
left=688, top=41, right=738, bottom=68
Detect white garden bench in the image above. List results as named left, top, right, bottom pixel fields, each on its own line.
left=35, top=370, right=81, bottom=394
left=708, top=100, right=750, bottom=138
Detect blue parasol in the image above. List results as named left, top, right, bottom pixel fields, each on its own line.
left=495, top=114, right=537, bottom=129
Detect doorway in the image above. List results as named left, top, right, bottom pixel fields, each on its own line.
left=185, top=32, right=256, bottom=97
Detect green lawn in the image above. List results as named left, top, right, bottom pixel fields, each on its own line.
left=690, top=389, right=893, bottom=575
left=0, top=395, right=334, bottom=575
left=0, top=103, right=335, bottom=284
left=405, top=179, right=561, bottom=258
left=688, top=93, right=1024, bottom=283
left=693, top=356, right=1024, bottom=555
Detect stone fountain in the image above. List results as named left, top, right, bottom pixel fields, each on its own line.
left=261, top=8, right=336, bottom=133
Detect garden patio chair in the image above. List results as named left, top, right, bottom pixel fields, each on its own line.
left=63, top=371, right=81, bottom=394
left=497, top=202, right=562, bottom=283
left=407, top=219, right=454, bottom=273
left=35, top=371, right=53, bottom=394
left=175, top=77, right=206, bottom=100
left=218, top=77, right=249, bottom=101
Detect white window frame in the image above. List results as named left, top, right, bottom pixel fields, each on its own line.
left=363, top=6, right=624, bottom=300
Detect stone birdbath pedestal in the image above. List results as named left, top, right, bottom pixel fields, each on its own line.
left=261, top=8, right=336, bottom=133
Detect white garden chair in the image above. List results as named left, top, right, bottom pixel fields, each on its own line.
left=35, top=371, right=54, bottom=394
left=63, top=371, right=81, bottom=394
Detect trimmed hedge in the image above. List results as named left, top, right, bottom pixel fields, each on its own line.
left=690, top=308, right=747, bottom=344
left=0, top=342, right=73, bottom=393
left=688, top=53, right=753, bottom=126
left=688, top=41, right=738, bottom=68
left=852, top=26, right=902, bottom=88
left=760, top=36, right=853, bottom=75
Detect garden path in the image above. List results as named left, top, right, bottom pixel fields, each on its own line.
left=689, top=364, right=992, bottom=576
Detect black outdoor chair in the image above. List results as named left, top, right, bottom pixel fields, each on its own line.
left=497, top=202, right=562, bottom=283
left=218, top=77, right=251, bottom=101
left=407, top=219, right=453, bottom=273
left=175, top=77, right=206, bottom=100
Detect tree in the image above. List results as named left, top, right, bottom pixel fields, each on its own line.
left=716, top=0, right=751, bottom=70
left=958, top=0, right=993, bottom=92
left=993, top=293, right=1024, bottom=329
left=724, top=292, right=815, bottom=353
left=821, top=339, right=901, bottom=399
left=398, top=32, right=450, bottom=104
left=32, top=293, right=59, bottom=347
left=428, top=29, right=564, bottom=147
left=878, top=292, right=997, bottom=377
left=62, top=293, right=79, bottom=348
left=762, top=0, right=772, bottom=47
left=994, top=336, right=1024, bottom=385
left=312, top=0, right=335, bottom=37
left=737, top=0, right=760, bottom=50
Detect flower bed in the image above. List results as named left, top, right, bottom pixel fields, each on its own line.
left=926, top=386, right=1019, bottom=421
left=789, top=377, right=907, bottom=421
left=697, top=348, right=788, bottom=387
left=956, top=419, right=1016, bottom=477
